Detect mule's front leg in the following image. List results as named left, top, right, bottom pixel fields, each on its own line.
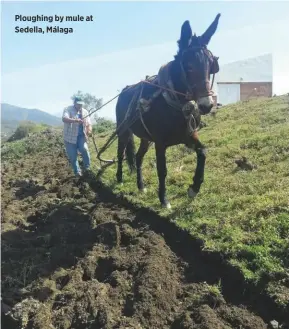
left=188, top=143, right=206, bottom=199
left=155, top=145, right=171, bottom=209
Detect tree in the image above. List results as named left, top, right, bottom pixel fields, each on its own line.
left=93, top=117, right=116, bottom=134
left=71, top=91, right=103, bottom=123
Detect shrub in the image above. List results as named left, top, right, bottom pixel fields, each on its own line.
left=7, top=121, right=50, bottom=142
left=93, top=117, right=115, bottom=134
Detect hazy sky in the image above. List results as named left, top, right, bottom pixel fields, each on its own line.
left=2, top=1, right=289, bottom=120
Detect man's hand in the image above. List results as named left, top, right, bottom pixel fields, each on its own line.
left=75, top=118, right=83, bottom=123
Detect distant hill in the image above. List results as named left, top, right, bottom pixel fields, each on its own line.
left=1, top=103, right=62, bottom=126
left=1, top=103, right=62, bottom=139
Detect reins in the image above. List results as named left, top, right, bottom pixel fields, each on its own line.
left=84, top=57, right=216, bottom=121
left=141, top=80, right=188, bottom=98
left=83, top=79, right=189, bottom=121
left=83, top=56, right=216, bottom=164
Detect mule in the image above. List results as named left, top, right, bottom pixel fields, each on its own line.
left=115, top=14, right=221, bottom=209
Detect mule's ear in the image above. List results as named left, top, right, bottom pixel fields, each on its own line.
left=201, top=13, right=221, bottom=45
left=178, top=20, right=192, bottom=50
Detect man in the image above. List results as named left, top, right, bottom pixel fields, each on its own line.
left=62, top=96, right=92, bottom=177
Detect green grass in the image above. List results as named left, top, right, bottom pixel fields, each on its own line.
left=91, top=95, right=289, bottom=294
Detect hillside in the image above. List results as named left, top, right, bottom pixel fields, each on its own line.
left=1, top=103, right=62, bottom=139
left=1, top=95, right=289, bottom=328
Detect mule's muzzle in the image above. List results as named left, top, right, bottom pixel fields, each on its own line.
left=197, top=96, right=214, bottom=115
left=198, top=103, right=213, bottom=115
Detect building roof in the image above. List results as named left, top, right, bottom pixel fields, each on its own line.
left=215, top=53, right=273, bottom=83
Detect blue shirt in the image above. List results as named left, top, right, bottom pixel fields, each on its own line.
left=77, top=112, right=84, bottom=138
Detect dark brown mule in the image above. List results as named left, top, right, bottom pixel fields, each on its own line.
left=115, top=14, right=221, bottom=208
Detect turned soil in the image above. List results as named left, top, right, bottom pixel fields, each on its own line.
left=1, top=132, right=275, bottom=329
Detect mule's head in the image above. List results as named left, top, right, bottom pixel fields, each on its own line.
left=176, top=14, right=221, bottom=115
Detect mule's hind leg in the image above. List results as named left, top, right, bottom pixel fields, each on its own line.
left=155, top=144, right=171, bottom=209
left=136, top=139, right=150, bottom=192
left=125, top=131, right=136, bottom=174
left=116, top=134, right=127, bottom=184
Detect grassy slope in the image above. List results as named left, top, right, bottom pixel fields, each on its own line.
left=92, top=95, right=289, bottom=306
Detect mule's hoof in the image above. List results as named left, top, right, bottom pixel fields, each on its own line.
left=188, top=187, right=198, bottom=199
left=139, top=188, right=147, bottom=194
left=161, top=202, right=171, bottom=210
left=129, top=167, right=136, bottom=175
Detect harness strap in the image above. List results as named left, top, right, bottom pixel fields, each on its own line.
left=137, top=82, right=155, bottom=140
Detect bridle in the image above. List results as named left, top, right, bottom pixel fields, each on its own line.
left=179, top=44, right=219, bottom=100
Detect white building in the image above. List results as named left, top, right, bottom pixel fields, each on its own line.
left=213, top=53, right=273, bottom=105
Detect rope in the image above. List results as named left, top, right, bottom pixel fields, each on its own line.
left=84, top=76, right=194, bottom=123
left=86, top=82, right=143, bottom=164
left=96, top=89, right=142, bottom=162
left=141, top=80, right=188, bottom=98
left=83, top=90, right=132, bottom=120
left=95, top=79, right=188, bottom=161
left=83, top=80, right=145, bottom=120
left=88, top=108, right=115, bottom=164
left=86, top=65, right=216, bottom=165
left=137, top=83, right=154, bottom=140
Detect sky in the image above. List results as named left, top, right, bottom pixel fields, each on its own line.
left=1, top=1, right=289, bottom=120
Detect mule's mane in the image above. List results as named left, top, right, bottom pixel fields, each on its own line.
left=175, top=34, right=201, bottom=59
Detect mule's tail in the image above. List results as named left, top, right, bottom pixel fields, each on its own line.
left=116, top=85, right=137, bottom=173
left=125, top=131, right=136, bottom=173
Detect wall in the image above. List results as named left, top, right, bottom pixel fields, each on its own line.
left=240, top=82, right=273, bottom=100
left=217, top=83, right=241, bottom=105
left=213, top=53, right=274, bottom=105
left=215, top=81, right=273, bottom=105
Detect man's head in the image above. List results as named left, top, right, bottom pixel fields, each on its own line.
left=73, top=96, right=85, bottom=111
